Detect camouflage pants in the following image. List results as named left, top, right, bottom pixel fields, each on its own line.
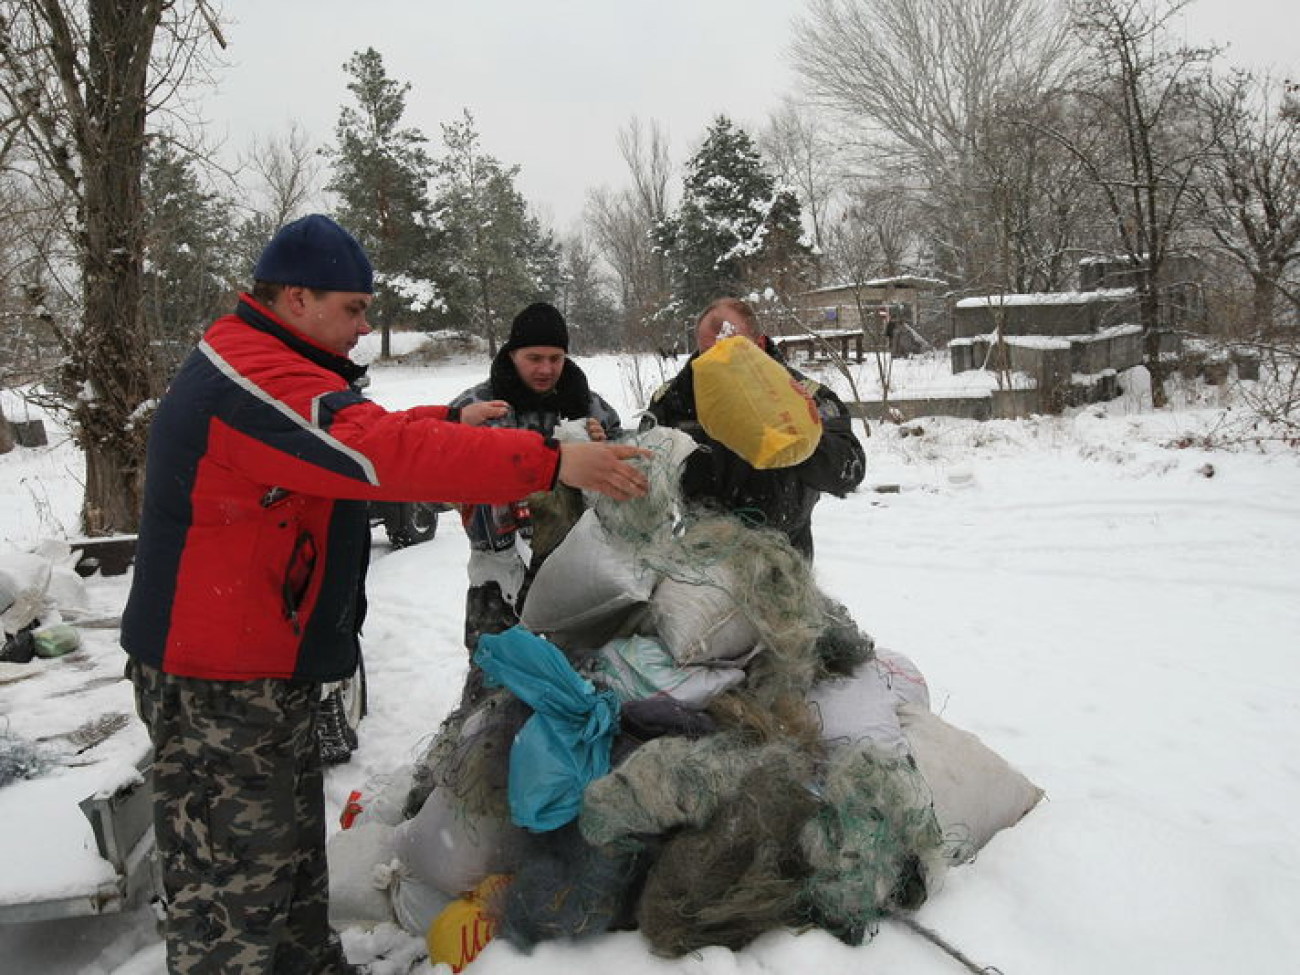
left=128, top=659, right=358, bottom=974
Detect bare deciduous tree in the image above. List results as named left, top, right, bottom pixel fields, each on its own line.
left=1055, top=0, right=1221, bottom=405
left=761, top=98, right=840, bottom=257
left=0, top=0, right=223, bottom=533
left=1, top=140, right=74, bottom=386
left=585, top=116, right=674, bottom=350
left=793, top=0, right=1071, bottom=167
left=246, top=121, right=320, bottom=231
left=1200, top=72, right=1300, bottom=339
left=556, top=231, right=619, bottom=350
left=967, top=86, right=1103, bottom=293
left=232, top=121, right=321, bottom=288
left=792, top=0, right=1078, bottom=287
left=831, top=183, right=920, bottom=282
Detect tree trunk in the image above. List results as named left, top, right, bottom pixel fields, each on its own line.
left=1251, top=273, right=1278, bottom=339
left=65, top=0, right=163, bottom=534
left=72, top=133, right=154, bottom=534
left=1139, top=285, right=1168, bottom=408
left=83, top=436, right=145, bottom=533
left=0, top=400, right=13, bottom=456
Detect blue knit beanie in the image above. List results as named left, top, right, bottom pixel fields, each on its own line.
left=253, top=214, right=374, bottom=294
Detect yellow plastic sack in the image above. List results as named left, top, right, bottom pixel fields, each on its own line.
left=426, top=874, right=511, bottom=972
left=692, top=335, right=823, bottom=469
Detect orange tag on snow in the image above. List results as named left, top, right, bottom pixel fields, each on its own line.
left=339, top=790, right=363, bottom=830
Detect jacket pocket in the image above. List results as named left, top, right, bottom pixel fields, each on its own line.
left=281, top=530, right=318, bottom=636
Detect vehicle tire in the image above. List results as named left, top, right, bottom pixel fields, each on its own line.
left=384, top=501, right=440, bottom=548
left=318, top=657, right=367, bottom=765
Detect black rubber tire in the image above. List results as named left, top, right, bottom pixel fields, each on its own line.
left=318, top=657, right=367, bottom=764
left=384, top=501, right=440, bottom=548
left=342, top=654, right=368, bottom=727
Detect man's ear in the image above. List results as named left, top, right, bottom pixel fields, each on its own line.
left=276, top=285, right=309, bottom=322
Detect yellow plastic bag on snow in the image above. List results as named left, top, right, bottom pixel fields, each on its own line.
left=426, top=874, right=511, bottom=972
left=692, top=335, right=822, bottom=469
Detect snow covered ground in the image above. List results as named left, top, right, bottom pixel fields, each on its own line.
left=2, top=340, right=1299, bottom=974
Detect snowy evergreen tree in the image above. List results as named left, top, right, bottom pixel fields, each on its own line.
left=141, top=139, right=237, bottom=384
left=432, top=110, right=561, bottom=353
left=659, top=116, right=815, bottom=322
left=327, top=48, right=442, bottom=356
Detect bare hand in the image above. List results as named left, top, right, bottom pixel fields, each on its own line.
left=460, top=400, right=509, bottom=426
left=557, top=442, right=651, bottom=500
left=585, top=417, right=607, bottom=442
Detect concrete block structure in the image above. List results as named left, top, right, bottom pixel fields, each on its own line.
left=952, top=289, right=1140, bottom=339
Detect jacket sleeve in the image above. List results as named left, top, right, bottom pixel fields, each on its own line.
left=590, top=390, right=623, bottom=439
left=212, top=366, right=558, bottom=505
left=794, top=382, right=866, bottom=497
left=642, top=379, right=685, bottom=432
left=449, top=380, right=493, bottom=412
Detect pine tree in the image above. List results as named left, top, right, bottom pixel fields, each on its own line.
left=432, top=110, right=561, bottom=353
left=660, top=116, right=816, bottom=319
left=141, top=139, right=236, bottom=384
left=327, top=48, right=442, bottom=357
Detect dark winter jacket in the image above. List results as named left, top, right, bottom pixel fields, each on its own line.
left=450, top=349, right=622, bottom=557
left=643, top=338, right=865, bottom=559
left=121, top=296, right=560, bottom=682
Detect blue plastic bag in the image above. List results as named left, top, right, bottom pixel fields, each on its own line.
left=474, top=626, right=621, bottom=832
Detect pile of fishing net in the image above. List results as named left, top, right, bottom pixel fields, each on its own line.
left=359, top=425, right=1043, bottom=965
left=0, top=730, right=47, bottom=788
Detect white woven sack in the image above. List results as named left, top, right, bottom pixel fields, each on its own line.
left=633, top=424, right=698, bottom=488
left=649, top=568, right=760, bottom=665
left=809, top=648, right=929, bottom=755
left=0, top=552, right=89, bottom=633
left=520, top=508, right=656, bottom=646
left=326, top=821, right=398, bottom=926
left=393, top=787, right=510, bottom=898
left=339, top=764, right=415, bottom=830
left=899, top=703, right=1044, bottom=863
left=390, top=863, right=454, bottom=937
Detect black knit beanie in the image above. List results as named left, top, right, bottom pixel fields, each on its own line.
left=502, top=302, right=569, bottom=353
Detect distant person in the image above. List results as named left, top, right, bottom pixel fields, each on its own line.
left=120, top=215, right=648, bottom=974
left=644, top=297, right=865, bottom=560
left=450, top=302, right=623, bottom=653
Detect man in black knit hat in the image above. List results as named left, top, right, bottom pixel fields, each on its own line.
left=450, top=302, right=623, bottom=663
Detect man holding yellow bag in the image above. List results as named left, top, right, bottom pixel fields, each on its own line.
left=644, top=297, right=865, bottom=559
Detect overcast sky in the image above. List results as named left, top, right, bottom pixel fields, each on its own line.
left=201, top=0, right=1296, bottom=233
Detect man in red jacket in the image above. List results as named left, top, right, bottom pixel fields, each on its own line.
left=121, top=214, right=647, bottom=974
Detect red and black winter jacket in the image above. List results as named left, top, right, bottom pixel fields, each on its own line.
left=121, top=296, right=560, bottom=682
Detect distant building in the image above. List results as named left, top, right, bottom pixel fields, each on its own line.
left=952, top=289, right=1141, bottom=339
left=786, top=276, right=949, bottom=349
left=943, top=254, right=1205, bottom=412
left=1076, top=252, right=1205, bottom=330
left=953, top=252, right=1206, bottom=340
